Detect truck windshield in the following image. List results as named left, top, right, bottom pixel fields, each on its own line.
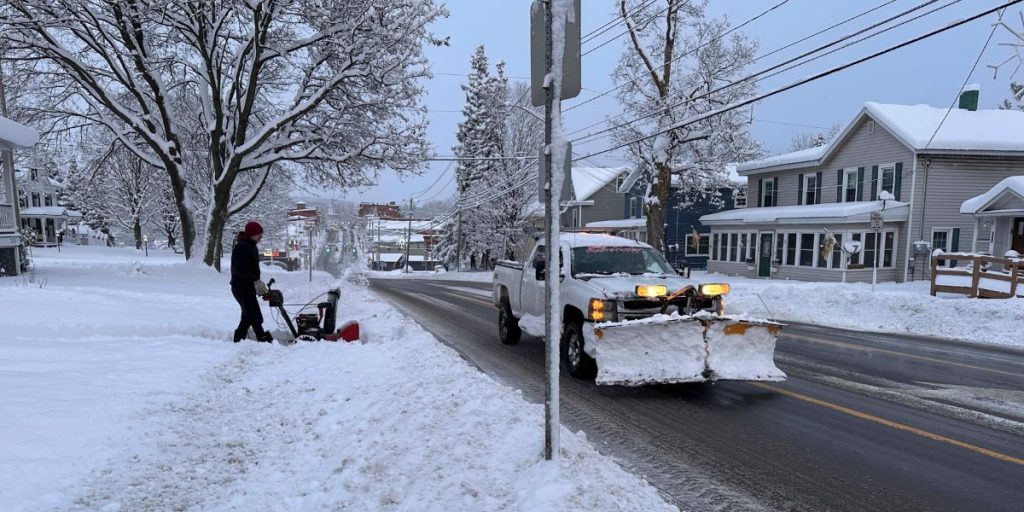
left=572, top=246, right=675, bottom=276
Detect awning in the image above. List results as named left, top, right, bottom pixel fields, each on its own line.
left=700, top=200, right=908, bottom=226
left=585, top=217, right=647, bottom=229
left=960, top=176, right=1024, bottom=215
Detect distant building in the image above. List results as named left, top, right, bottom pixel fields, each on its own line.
left=17, top=167, right=81, bottom=246
left=358, top=201, right=403, bottom=219
left=1, top=116, right=40, bottom=276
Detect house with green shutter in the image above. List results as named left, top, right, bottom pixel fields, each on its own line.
left=700, top=87, right=1024, bottom=283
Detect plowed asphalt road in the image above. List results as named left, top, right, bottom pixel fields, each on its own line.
left=371, top=278, right=1024, bottom=512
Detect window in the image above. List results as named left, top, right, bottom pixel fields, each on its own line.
left=843, top=169, right=859, bottom=202
left=931, top=228, right=956, bottom=268
left=850, top=233, right=862, bottom=265
left=786, top=233, right=797, bottom=265
left=31, top=193, right=40, bottom=207
left=734, top=190, right=747, bottom=208
left=884, top=232, right=895, bottom=267
left=18, top=193, right=27, bottom=208
left=30, top=169, right=38, bottom=181
left=864, top=231, right=878, bottom=268
left=804, top=174, right=818, bottom=205
left=615, top=175, right=625, bottom=192
left=729, top=233, right=738, bottom=262
left=815, top=234, right=828, bottom=268
left=799, top=233, right=815, bottom=266
left=711, top=234, right=719, bottom=261
left=761, top=179, right=775, bottom=207
left=629, top=197, right=643, bottom=219
left=718, top=233, right=727, bottom=261
left=747, top=233, right=756, bottom=262
left=685, top=234, right=711, bottom=256
left=878, top=164, right=896, bottom=196
left=831, top=234, right=844, bottom=268
left=775, top=234, right=784, bottom=264
left=44, top=194, right=53, bottom=207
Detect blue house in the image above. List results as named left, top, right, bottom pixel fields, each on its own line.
left=585, top=165, right=745, bottom=270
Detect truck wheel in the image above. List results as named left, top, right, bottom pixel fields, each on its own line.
left=499, top=301, right=521, bottom=345
left=562, top=321, right=597, bottom=379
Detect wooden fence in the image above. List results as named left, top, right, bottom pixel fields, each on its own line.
left=930, top=253, right=1023, bottom=298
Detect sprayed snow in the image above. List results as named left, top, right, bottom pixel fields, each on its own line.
left=960, top=176, right=1024, bottom=213
left=1, top=244, right=677, bottom=512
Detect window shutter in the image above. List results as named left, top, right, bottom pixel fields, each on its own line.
left=951, top=228, right=960, bottom=252
left=836, top=169, right=843, bottom=202
left=815, top=171, right=823, bottom=204
left=870, top=165, right=879, bottom=201
left=856, top=167, right=865, bottom=201
left=894, top=162, right=903, bottom=201
left=797, top=173, right=804, bottom=205
left=757, top=179, right=763, bottom=207
left=772, top=177, right=778, bottom=206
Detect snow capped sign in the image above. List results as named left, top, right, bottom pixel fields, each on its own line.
left=870, top=211, right=883, bottom=230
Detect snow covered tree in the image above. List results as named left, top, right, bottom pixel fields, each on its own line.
left=612, top=0, right=763, bottom=252
left=1, top=0, right=444, bottom=269
left=789, top=124, right=841, bottom=151
left=999, top=82, right=1024, bottom=111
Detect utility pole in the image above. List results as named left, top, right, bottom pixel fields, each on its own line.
left=405, top=198, right=414, bottom=273
left=455, top=194, right=463, bottom=272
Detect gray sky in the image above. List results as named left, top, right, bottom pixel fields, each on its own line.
left=340, top=0, right=1021, bottom=205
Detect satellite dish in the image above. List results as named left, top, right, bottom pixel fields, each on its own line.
left=843, top=240, right=862, bottom=254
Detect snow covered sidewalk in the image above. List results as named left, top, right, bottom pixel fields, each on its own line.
left=1, top=245, right=675, bottom=511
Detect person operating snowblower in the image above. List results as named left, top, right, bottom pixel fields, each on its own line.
left=231, top=221, right=274, bottom=343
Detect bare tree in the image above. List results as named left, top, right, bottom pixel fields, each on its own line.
left=2, top=0, right=444, bottom=268
left=613, top=0, right=762, bottom=252
left=789, top=124, right=841, bottom=151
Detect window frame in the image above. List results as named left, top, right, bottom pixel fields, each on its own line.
left=733, top=190, right=747, bottom=208
left=761, top=179, right=775, bottom=207
left=842, top=168, right=859, bottom=203
left=803, top=174, right=818, bottom=205
left=877, top=163, right=896, bottom=196
left=685, top=234, right=711, bottom=256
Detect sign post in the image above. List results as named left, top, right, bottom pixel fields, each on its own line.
left=531, top=0, right=579, bottom=463
left=870, top=211, right=883, bottom=291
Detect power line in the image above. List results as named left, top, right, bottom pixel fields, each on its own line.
left=571, top=0, right=961, bottom=147
left=580, top=0, right=661, bottom=45
left=581, top=0, right=693, bottom=57
left=572, top=0, right=1021, bottom=163
left=411, top=161, right=454, bottom=199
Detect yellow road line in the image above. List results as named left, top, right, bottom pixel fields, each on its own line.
left=783, top=333, right=1024, bottom=379
left=753, top=382, right=1024, bottom=466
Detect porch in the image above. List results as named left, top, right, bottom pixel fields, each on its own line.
left=19, top=206, right=82, bottom=246
left=960, top=176, right=1024, bottom=258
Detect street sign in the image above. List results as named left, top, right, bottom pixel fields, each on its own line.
left=530, top=0, right=581, bottom=107
left=870, top=212, right=883, bottom=230
left=538, top=141, right=573, bottom=204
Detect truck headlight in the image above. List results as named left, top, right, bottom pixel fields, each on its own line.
left=589, top=298, right=606, bottom=321
left=699, top=283, right=731, bottom=297
left=635, top=284, right=668, bottom=298
left=589, top=298, right=618, bottom=322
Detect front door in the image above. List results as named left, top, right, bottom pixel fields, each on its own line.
left=1013, top=218, right=1024, bottom=254
left=758, top=232, right=774, bottom=278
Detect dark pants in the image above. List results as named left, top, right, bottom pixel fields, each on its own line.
left=232, top=285, right=267, bottom=337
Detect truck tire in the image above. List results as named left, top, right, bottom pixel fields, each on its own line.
left=499, top=301, right=521, bottom=345
left=562, top=321, right=597, bottom=379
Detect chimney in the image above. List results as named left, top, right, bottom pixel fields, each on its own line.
left=296, top=201, right=307, bottom=210
left=958, top=84, right=979, bottom=111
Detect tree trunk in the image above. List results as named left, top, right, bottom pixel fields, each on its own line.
left=166, top=165, right=196, bottom=261
left=645, top=161, right=671, bottom=253
left=166, top=229, right=176, bottom=250
left=133, top=217, right=142, bottom=249
left=202, top=182, right=233, bottom=271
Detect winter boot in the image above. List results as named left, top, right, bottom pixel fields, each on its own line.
left=256, top=331, right=274, bottom=343
left=233, top=328, right=248, bottom=343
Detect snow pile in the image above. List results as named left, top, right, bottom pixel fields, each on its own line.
left=1, top=245, right=677, bottom=511
left=697, top=271, right=1024, bottom=349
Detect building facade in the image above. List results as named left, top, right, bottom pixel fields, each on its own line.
left=0, top=116, right=39, bottom=275
left=703, top=91, right=1024, bottom=283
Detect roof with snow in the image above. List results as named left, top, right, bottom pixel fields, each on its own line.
left=960, top=176, right=1024, bottom=214
left=700, top=200, right=908, bottom=225
left=20, top=207, right=82, bottom=218
left=738, top=102, right=1024, bottom=175
left=0, top=116, right=39, bottom=148
left=572, top=166, right=627, bottom=201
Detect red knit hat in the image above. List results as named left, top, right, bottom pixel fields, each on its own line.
left=243, top=221, right=264, bottom=237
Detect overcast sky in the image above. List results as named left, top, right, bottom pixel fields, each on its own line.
left=336, top=0, right=1021, bottom=206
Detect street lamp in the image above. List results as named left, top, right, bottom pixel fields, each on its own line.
left=143, top=235, right=149, bottom=257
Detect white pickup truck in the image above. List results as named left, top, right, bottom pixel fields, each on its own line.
left=492, top=233, right=784, bottom=385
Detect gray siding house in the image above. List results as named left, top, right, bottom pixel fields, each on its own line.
left=1, top=116, right=39, bottom=276
left=702, top=89, right=1024, bottom=283
left=562, top=166, right=629, bottom=228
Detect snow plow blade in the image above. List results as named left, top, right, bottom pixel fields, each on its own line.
left=584, top=315, right=785, bottom=386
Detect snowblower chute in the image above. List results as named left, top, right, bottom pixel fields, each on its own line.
left=584, top=314, right=785, bottom=386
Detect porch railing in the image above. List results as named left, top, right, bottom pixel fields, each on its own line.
left=0, top=204, right=14, bottom=232
left=930, top=252, right=1023, bottom=298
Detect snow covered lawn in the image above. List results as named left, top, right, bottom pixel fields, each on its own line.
left=1, top=245, right=675, bottom=511
left=695, top=271, right=1024, bottom=349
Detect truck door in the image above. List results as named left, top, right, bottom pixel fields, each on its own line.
left=521, top=244, right=546, bottom=320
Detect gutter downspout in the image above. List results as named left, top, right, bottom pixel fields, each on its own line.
left=902, top=154, right=918, bottom=282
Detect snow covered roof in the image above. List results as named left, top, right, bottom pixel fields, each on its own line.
left=739, top=102, right=1024, bottom=175
left=572, top=166, right=627, bottom=201
left=0, top=116, right=39, bottom=148
left=20, top=206, right=82, bottom=218
left=960, top=176, right=1024, bottom=214
left=700, top=200, right=909, bottom=225
left=585, top=218, right=647, bottom=229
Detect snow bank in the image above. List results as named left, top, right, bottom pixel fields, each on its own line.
left=1, top=244, right=676, bottom=511
left=695, top=271, right=1024, bottom=349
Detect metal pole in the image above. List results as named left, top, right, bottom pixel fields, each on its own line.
left=542, top=0, right=558, bottom=462
left=405, top=198, right=413, bottom=273
left=873, top=229, right=879, bottom=291
left=308, top=226, right=313, bottom=282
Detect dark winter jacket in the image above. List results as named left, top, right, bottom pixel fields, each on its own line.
left=230, top=237, right=261, bottom=290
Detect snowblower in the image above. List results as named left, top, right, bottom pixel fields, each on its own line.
left=261, top=278, right=360, bottom=342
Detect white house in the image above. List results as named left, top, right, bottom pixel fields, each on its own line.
left=0, top=116, right=39, bottom=275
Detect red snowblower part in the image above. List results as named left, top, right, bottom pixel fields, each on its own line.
left=324, top=320, right=360, bottom=342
